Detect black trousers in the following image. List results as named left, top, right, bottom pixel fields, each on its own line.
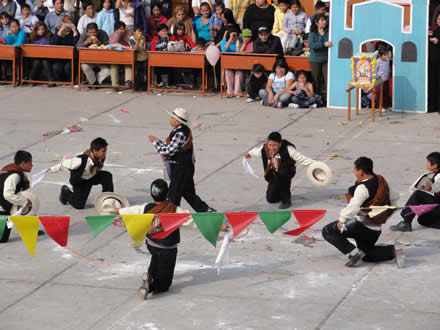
left=322, top=220, right=395, bottom=262
left=31, top=59, right=54, bottom=81
left=266, top=168, right=295, bottom=204
left=168, top=163, right=209, bottom=212
left=401, top=190, right=440, bottom=228
left=147, top=243, right=177, bottom=293
left=0, top=210, right=10, bottom=243
left=64, top=171, right=113, bottom=209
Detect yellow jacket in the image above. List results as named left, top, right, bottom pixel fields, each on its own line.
left=228, top=0, right=256, bottom=25
left=272, top=8, right=286, bottom=34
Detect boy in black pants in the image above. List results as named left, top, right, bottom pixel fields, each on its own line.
left=48, top=137, right=113, bottom=209
left=246, top=63, right=268, bottom=103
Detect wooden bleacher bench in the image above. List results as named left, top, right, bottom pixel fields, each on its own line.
left=0, top=45, right=19, bottom=86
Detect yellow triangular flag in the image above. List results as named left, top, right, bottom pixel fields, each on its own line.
left=120, top=214, right=155, bottom=245
left=367, top=206, right=398, bottom=218
left=9, top=216, right=40, bottom=258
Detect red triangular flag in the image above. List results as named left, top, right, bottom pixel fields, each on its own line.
left=284, top=210, right=326, bottom=236
left=39, top=216, right=70, bottom=247
left=225, top=212, right=258, bottom=238
left=152, top=213, right=191, bottom=239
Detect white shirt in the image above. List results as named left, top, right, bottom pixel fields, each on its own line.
left=191, top=0, right=215, bottom=8
left=77, top=13, right=97, bottom=35
left=0, top=173, right=28, bottom=212
left=248, top=143, right=313, bottom=167
left=19, top=15, right=39, bottom=33
left=119, top=203, right=189, bottom=215
left=14, top=0, right=34, bottom=19
left=268, top=71, right=295, bottom=94
left=409, top=171, right=440, bottom=196
left=49, top=156, right=96, bottom=180
left=119, top=7, right=134, bottom=27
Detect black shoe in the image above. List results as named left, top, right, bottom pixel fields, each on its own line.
left=125, top=80, right=132, bottom=89
left=279, top=200, right=292, bottom=209
left=59, top=185, right=69, bottom=205
left=345, top=251, right=366, bottom=267
left=47, top=84, right=56, bottom=88
left=390, top=221, right=412, bottom=232
left=38, top=230, right=45, bottom=236
left=207, top=207, right=217, bottom=213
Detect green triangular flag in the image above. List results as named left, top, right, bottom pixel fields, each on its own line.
left=192, top=213, right=224, bottom=247
left=0, top=216, right=7, bottom=239
left=258, top=211, right=292, bottom=233
left=85, top=215, right=117, bottom=237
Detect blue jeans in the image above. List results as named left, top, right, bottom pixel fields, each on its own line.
left=259, top=89, right=291, bottom=108
left=290, top=94, right=318, bottom=108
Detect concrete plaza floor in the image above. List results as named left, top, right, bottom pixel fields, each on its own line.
left=1, top=85, right=440, bottom=330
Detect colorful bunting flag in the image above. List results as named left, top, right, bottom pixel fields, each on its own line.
left=0, top=216, right=7, bottom=239
left=121, top=214, right=155, bottom=245
left=85, top=215, right=117, bottom=237
left=9, top=216, right=40, bottom=257
left=153, top=213, right=191, bottom=239
left=284, top=210, right=327, bottom=236
left=192, top=213, right=224, bottom=247
left=224, top=212, right=258, bottom=238
left=258, top=211, right=291, bottom=233
left=39, top=216, right=70, bottom=247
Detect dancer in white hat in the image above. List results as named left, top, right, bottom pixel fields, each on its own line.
left=148, top=108, right=216, bottom=213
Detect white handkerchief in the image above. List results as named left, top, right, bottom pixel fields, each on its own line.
left=242, top=157, right=259, bottom=179
left=32, top=169, right=48, bottom=188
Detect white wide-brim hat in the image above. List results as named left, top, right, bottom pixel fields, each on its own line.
left=11, top=190, right=40, bottom=216
left=307, top=161, right=333, bottom=187
left=167, top=108, right=190, bottom=125
left=94, top=192, right=130, bottom=215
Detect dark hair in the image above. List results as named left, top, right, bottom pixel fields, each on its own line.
left=291, top=0, right=301, bottom=7
left=427, top=152, right=440, bottom=169
left=377, top=47, right=388, bottom=58
left=0, top=12, right=11, bottom=23
left=296, top=70, right=307, bottom=80
left=311, top=13, right=327, bottom=33
left=268, top=131, right=282, bottom=143
left=214, top=0, right=225, bottom=10
left=90, top=137, right=108, bottom=151
left=30, top=22, right=51, bottom=41
left=9, top=18, right=20, bottom=27
left=225, top=26, right=240, bottom=40
left=272, top=55, right=288, bottom=72
left=133, top=24, right=143, bottom=32
left=354, top=157, right=374, bottom=175
left=150, top=179, right=168, bottom=202
left=222, top=8, right=236, bottom=25
left=157, top=23, right=168, bottom=33
left=14, top=150, right=32, bottom=165
left=83, top=1, right=94, bottom=10
left=315, top=1, right=325, bottom=10
left=151, top=1, right=162, bottom=12
left=21, top=4, right=31, bottom=11
left=54, top=0, right=65, bottom=4
left=252, top=63, right=264, bottom=73
left=102, top=0, right=113, bottom=8
left=200, top=2, right=212, bottom=14
left=86, top=22, right=98, bottom=31
left=114, top=21, right=126, bottom=30
left=174, top=21, right=185, bottom=36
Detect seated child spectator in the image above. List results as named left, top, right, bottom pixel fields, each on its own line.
left=214, top=8, right=239, bottom=46
left=116, top=0, right=134, bottom=31
left=166, top=5, right=195, bottom=42
left=51, top=15, right=78, bottom=82
left=246, top=63, right=268, bottom=102
left=239, top=28, right=253, bottom=52
left=259, top=56, right=294, bottom=108
left=370, top=47, right=392, bottom=109
left=28, top=22, right=55, bottom=83
left=272, top=0, right=288, bottom=52
left=209, top=0, right=223, bottom=43
left=283, top=0, right=307, bottom=55
left=77, top=2, right=97, bottom=35
left=0, top=12, right=11, bottom=39
left=221, top=27, right=243, bottom=96
left=170, top=21, right=195, bottom=50
left=151, top=23, right=170, bottom=86
left=288, top=70, right=319, bottom=109
left=253, top=26, right=283, bottom=55
left=129, top=25, right=148, bottom=91
left=77, top=22, right=110, bottom=88
left=147, top=2, right=167, bottom=42
left=97, top=0, right=115, bottom=37
left=19, top=4, right=39, bottom=34
left=193, top=2, right=211, bottom=46
left=109, top=21, right=133, bottom=91
left=4, top=18, right=26, bottom=45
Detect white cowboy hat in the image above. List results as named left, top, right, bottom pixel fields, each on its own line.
left=167, top=108, right=190, bottom=125
left=11, top=190, right=40, bottom=216
left=307, top=161, right=333, bottom=187
left=94, top=192, right=130, bottom=215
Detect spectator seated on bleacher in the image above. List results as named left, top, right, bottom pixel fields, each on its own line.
left=252, top=26, right=283, bottom=55
left=77, top=2, right=97, bottom=35
left=44, top=0, right=71, bottom=34
left=109, top=21, right=133, bottom=91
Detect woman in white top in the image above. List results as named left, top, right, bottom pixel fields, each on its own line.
left=116, top=0, right=134, bottom=31
left=259, top=56, right=294, bottom=108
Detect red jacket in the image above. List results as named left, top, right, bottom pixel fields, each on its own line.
left=147, top=15, right=168, bottom=41
left=170, top=34, right=195, bottom=49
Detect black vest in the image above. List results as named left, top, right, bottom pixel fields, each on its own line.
left=168, top=125, right=193, bottom=165
left=348, top=176, right=378, bottom=207
left=0, top=170, right=27, bottom=213
left=69, top=154, right=89, bottom=186
left=261, top=140, right=296, bottom=172
left=144, top=203, right=180, bottom=246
